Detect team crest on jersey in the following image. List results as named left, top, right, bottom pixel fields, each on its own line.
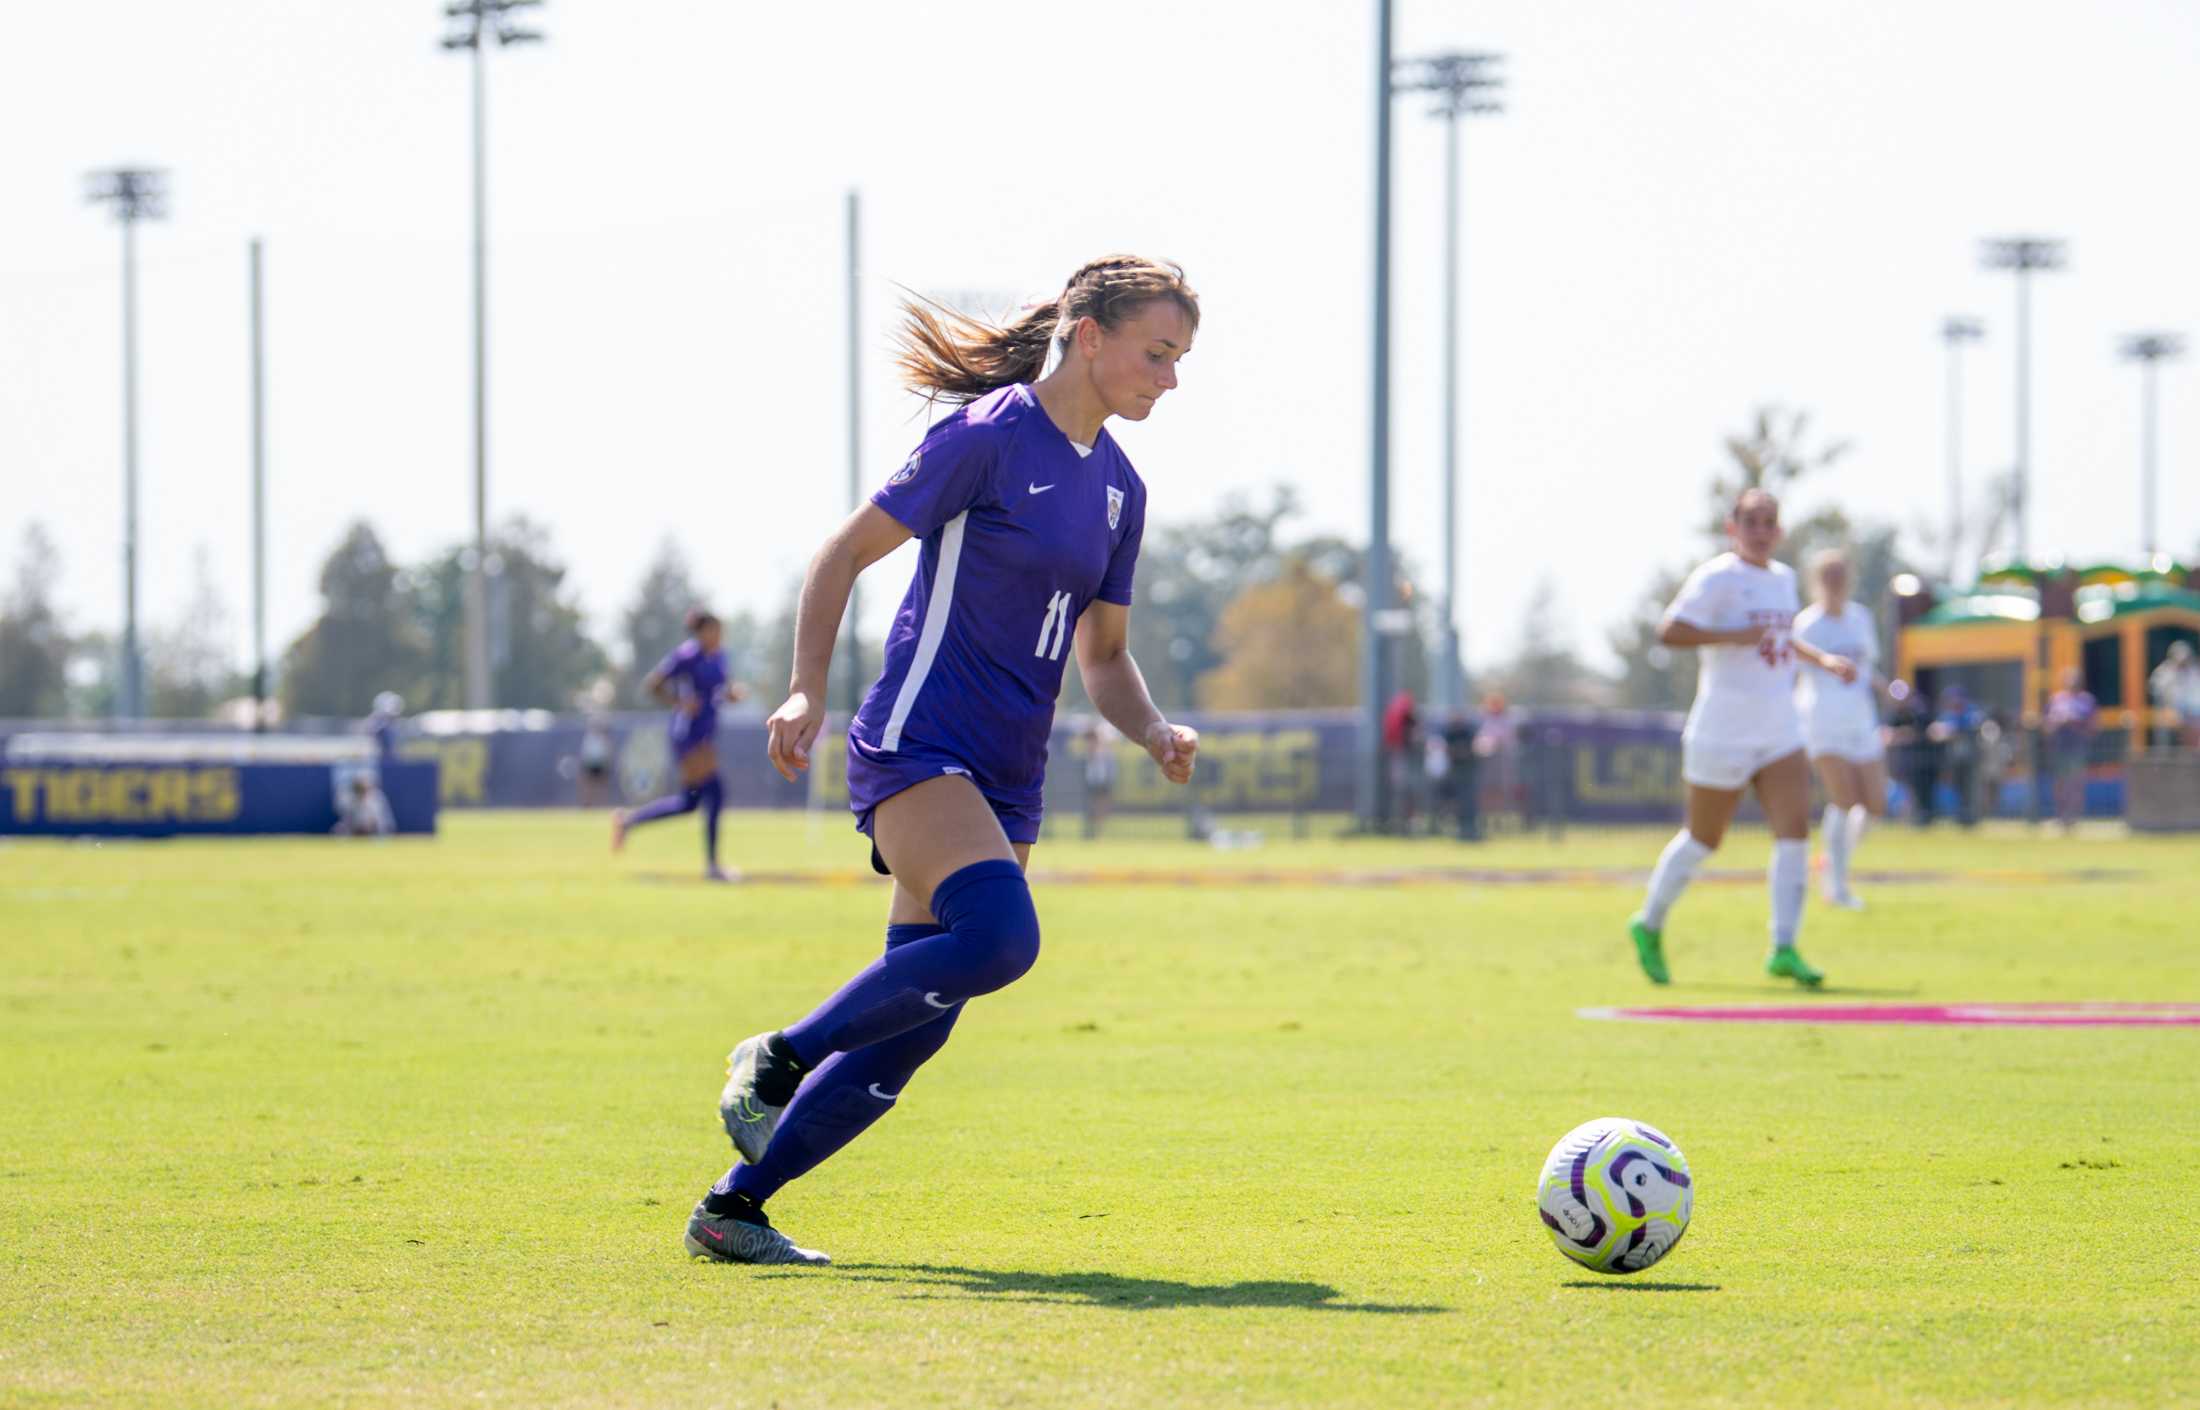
left=1106, top=485, right=1124, bottom=530
left=888, top=450, right=920, bottom=486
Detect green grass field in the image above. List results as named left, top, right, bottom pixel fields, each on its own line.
left=4, top=811, right=2197, bottom=1408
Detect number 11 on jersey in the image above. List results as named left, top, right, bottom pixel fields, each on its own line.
left=1034, top=590, right=1072, bottom=661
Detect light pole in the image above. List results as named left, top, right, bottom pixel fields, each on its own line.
left=250, top=239, right=270, bottom=730
left=2118, top=332, right=2185, bottom=560
left=1395, top=51, right=1503, bottom=715
left=1939, top=315, right=1983, bottom=582
left=1361, top=0, right=1396, bottom=832
left=85, top=166, right=169, bottom=720
left=442, top=0, right=543, bottom=710
left=1978, top=238, right=2066, bottom=565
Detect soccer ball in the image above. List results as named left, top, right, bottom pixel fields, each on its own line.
left=1537, top=1117, right=1694, bottom=1274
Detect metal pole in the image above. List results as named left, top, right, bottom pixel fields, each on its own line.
left=250, top=238, right=268, bottom=730
left=843, top=190, right=864, bottom=717
left=1438, top=107, right=1461, bottom=714
left=1944, top=332, right=1962, bottom=581
left=2141, top=356, right=2158, bottom=558
left=121, top=216, right=141, bottom=719
left=463, top=30, right=495, bottom=709
left=1360, top=0, right=1395, bottom=831
left=2013, top=266, right=2030, bottom=565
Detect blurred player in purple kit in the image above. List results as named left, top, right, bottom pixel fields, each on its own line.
left=613, top=608, right=747, bottom=881
left=684, top=256, right=1202, bottom=1266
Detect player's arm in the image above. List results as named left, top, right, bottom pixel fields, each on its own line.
left=1791, top=637, right=1859, bottom=683
left=1073, top=601, right=1197, bottom=785
left=1657, top=617, right=1765, bottom=648
left=766, top=505, right=912, bottom=780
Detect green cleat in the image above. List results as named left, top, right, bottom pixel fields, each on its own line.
left=1629, top=916, right=1670, bottom=985
left=1765, top=946, right=1825, bottom=988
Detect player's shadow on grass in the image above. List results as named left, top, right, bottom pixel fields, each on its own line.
left=1677, top=981, right=1921, bottom=998
left=810, top=1263, right=1447, bottom=1314
left=1563, top=1280, right=1720, bottom=1292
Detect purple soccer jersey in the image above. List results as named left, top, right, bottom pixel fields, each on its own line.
left=656, top=638, right=729, bottom=753
left=848, top=384, right=1147, bottom=814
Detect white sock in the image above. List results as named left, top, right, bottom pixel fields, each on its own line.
left=1642, top=830, right=1713, bottom=929
left=1847, top=804, right=1871, bottom=865
left=1821, top=803, right=1850, bottom=895
left=1770, top=838, right=1808, bottom=948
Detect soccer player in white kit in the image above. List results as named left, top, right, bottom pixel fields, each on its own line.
left=1628, top=490, right=1857, bottom=987
left=1792, top=550, right=1887, bottom=909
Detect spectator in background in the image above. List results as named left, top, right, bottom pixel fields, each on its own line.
left=1888, top=681, right=1938, bottom=826
left=2150, top=641, right=2200, bottom=750
left=1929, top=686, right=1985, bottom=827
left=334, top=771, right=396, bottom=837
left=1081, top=717, right=1119, bottom=839
left=1473, top=691, right=1520, bottom=829
left=1382, top=688, right=1420, bottom=833
left=577, top=710, right=615, bottom=809
left=2044, top=668, right=2098, bottom=829
left=366, top=692, right=404, bottom=766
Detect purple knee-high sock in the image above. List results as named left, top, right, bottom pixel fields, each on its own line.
left=776, top=859, right=1037, bottom=1065
left=698, top=776, right=723, bottom=865
left=626, top=786, right=699, bottom=828
left=708, top=925, right=964, bottom=1210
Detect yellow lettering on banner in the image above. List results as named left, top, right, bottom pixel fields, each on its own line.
left=103, top=769, right=148, bottom=821
left=1574, top=744, right=1681, bottom=805
left=1113, top=729, right=1320, bottom=809
left=148, top=769, right=191, bottom=821
left=441, top=741, right=487, bottom=804
left=56, top=770, right=100, bottom=820
left=1, top=769, right=39, bottom=824
left=191, top=768, right=241, bottom=821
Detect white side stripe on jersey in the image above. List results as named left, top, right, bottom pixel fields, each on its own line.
left=881, top=511, right=968, bottom=752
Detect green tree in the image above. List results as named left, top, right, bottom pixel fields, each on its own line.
left=621, top=538, right=709, bottom=699
left=0, top=525, right=72, bottom=718
left=146, top=546, right=242, bottom=719
left=1487, top=577, right=1609, bottom=708
left=411, top=517, right=607, bottom=710
left=281, top=522, right=428, bottom=718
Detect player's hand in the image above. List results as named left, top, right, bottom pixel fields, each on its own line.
left=725, top=682, right=751, bottom=705
left=1821, top=653, right=1859, bottom=685
left=680, top=698, right=701, bottom=719
left=1145, top=720, right=1199, bottom=786
left=1727, top=624, right=1770, bottom=647
left=766, top=691, right=824, bottom=782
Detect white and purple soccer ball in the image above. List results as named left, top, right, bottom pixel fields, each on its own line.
left=1537, top=1117, right=1694, bottom=1274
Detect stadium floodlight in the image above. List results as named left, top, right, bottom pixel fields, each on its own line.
left=1394, top=51, right=1504, bottom=716
left=1360, top=0, right=1396, bottom=832
left=1939, top=316, right=1985, bottom=582
left=1977, top=238, right=2067, bottom=566
left=441, top=0, right=546, bottom=710
left=84, top=166, right=170, bottom=720
left=2118, top=332, right=2185, bottom=559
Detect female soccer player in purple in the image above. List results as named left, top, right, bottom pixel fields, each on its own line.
left=683, top=256, right=1202, bottom=1266
left=613, top=608, right=747, bottom=881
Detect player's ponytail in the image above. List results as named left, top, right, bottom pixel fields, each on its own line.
left=893, top=255, right=1199, bottom=404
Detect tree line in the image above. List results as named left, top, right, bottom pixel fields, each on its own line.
left=3, top=406, right=1996, bottom=722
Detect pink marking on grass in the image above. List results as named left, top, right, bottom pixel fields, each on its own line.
left=1578, top=1002, right=2200, bottom=1028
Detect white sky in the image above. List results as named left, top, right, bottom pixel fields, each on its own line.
left=4, top=0, right=2196, bottom=683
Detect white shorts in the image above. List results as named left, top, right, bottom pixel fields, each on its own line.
left=1681, top=733, right=1807, bottom=791
left=1805, top=718, right=1885, bottom=764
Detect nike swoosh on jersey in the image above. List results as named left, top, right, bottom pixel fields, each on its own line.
left=922, top=992, right=954, bottom=1009
left=1028, top=482, right=1055, bottom=494
left=867, top=1083, right=900, bottom=1101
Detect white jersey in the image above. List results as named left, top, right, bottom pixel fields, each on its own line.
left=1792, top=600, right=1879, bottom=731
left=1666, top=552, right=1803, bottom=747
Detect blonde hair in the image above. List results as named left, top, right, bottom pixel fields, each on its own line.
left=894, top=255, right=1199, bottom=404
